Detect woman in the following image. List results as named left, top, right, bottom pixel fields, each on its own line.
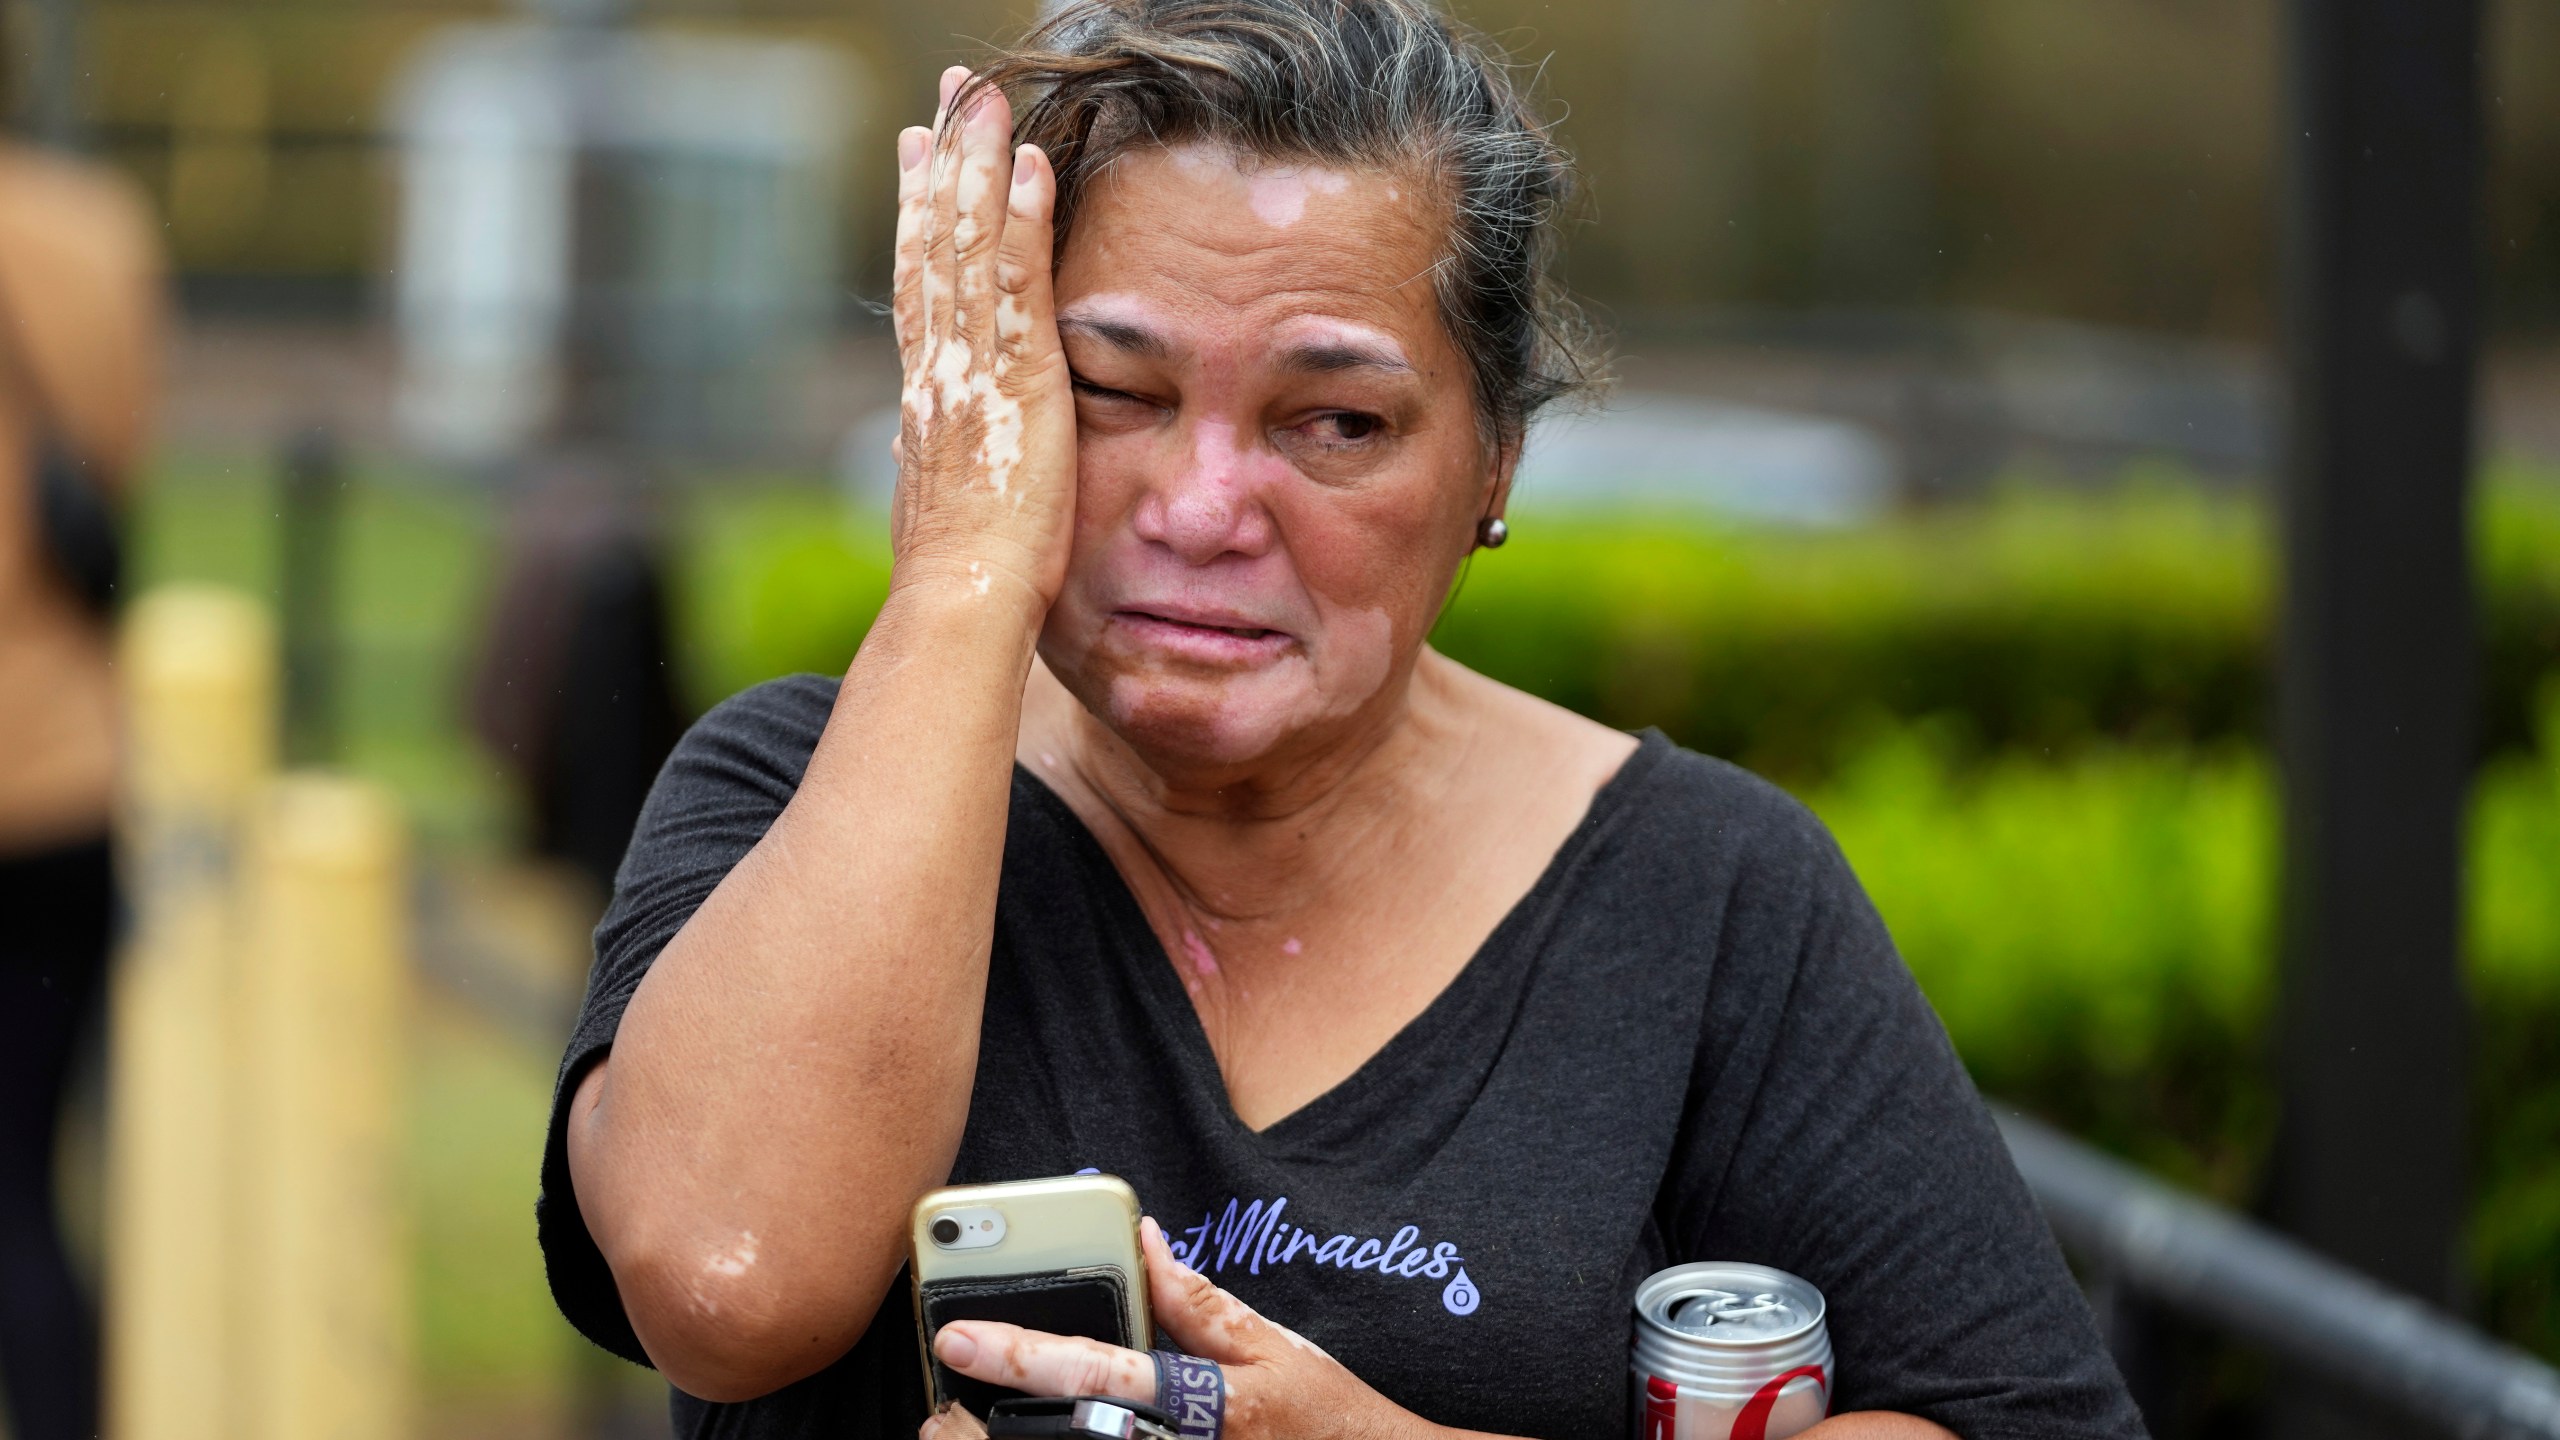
left=0, top=144, right=158, bottom=1440
left=541, top=3, right=2145, bottom=1437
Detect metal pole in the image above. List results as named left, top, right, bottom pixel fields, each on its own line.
left=23, top=0, right=83, bottom=149
left=1999, top=1113, right=2560, bottom=1440
left=279, top=428, right=342, bottom=767
left=110, top=588, right=278, bottom=1440
left=241, top=775, right=413, bottom=1440
left=2273, top=0, right=2481, bottom=1433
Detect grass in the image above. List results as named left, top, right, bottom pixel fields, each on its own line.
left=411, top=996, right=580, bottom=1414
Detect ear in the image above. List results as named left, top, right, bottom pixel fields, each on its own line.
left=1482, top=429, right=1521, bottom=522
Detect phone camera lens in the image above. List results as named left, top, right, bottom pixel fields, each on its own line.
left=931, top=1216, right=963, bottom=1246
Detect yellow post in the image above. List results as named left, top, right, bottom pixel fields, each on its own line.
left=109, top=587, right=277, bottom=1440
left=239, top=774, right=412, bottom=1440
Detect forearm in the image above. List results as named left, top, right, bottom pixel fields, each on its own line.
left=571, top=569, right=1044, bottom=1395
left=1798, top=1415, right=1958, bottom=1438
left=1417, top=1406, right=1943, bottom=1439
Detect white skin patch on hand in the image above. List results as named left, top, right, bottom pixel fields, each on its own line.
left=977, top=386, right=1025, bottom=498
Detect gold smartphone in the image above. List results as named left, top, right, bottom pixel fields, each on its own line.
left=909, top=1174, right=1152, bottom=1414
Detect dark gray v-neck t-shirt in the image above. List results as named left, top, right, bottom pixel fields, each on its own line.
left=538, top=674, right=2145, bottom=1440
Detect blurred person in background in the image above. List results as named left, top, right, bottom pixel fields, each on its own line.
left=0, top=141, right=161, bottom=1440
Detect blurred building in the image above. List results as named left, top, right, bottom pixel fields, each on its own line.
left=391, top=24, right=854, bottom=461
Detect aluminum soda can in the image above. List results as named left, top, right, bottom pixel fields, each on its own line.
left=1630, top=1262, right=1833, bottom=1440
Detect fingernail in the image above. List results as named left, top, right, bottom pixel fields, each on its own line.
left=900, top=128, right=928, bottom=172
left=936, top=1326, right=980, bottom=1367
left=1140, top=1215, right=1162, bottom=1245
left=1011, top=147, right=1033, bottom=191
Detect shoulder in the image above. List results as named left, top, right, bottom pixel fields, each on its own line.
left=608, top=674, right=836, bottom=884
left=1583, top=737, right=1898, bottom=1031
left=1433, top=649, right=1839, bottom=881
left=0, top=147, right=161, bottom=466
left=0, top=148, right=157, bottom=273
left=693, top=671, right=838, bottom=744
left=664, top=673, right=838, bottom=790
left=596, top=674, right=836, bottom=973
left=1613, top=737, right=1858, bottom=903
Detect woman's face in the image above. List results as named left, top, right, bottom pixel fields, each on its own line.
left=1040, top=143, right=1498, bottom=772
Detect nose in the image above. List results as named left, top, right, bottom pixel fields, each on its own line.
left=1130, top=419, right=1278, bottom=565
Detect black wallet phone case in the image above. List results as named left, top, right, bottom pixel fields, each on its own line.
left=919, top=1266, right=1137, bottom=1414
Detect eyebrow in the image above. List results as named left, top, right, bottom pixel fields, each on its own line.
left=1277, top=339, right=1413, bottom=376
left=1056, top=315, right=1172, bottom=359
left=1055, top=314, right=1414, bottom=376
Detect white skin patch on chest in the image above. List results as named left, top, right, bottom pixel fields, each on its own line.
left=1180, top=927, right=1221, bottom=977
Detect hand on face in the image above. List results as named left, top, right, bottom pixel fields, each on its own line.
left=919, top=1217, right=1435, bottom=1440
left=890, top=67, right=1080, bottom=611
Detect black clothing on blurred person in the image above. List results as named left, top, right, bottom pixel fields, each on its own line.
left=0, top=836, right=109, bottom=1440
left=470, top=472, right=688, bottom=897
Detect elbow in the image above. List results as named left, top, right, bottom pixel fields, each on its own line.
left=611, top=1241, right=878, bottom=1403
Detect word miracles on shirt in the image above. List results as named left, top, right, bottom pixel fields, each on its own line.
left=1165, top=1195, right=1481, bottom=1317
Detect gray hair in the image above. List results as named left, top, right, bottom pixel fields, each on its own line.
left=961, top=0, right=1605, bottom=455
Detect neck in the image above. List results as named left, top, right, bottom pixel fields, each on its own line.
left=1021, top=650, right=1479, bottom=931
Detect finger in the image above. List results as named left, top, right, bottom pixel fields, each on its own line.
left=992, top=144, right=1060, bottom=372
left=935, top=64, right=968, bottom=128
left=934, top=1321, right=1158, bottom=1406
left=1141, top=1215, right=1276, bottom=1361
left=921, top=1402, right=987, bottom=1440
left=949, top=84, right=1017, bottom=345
left=921, top=77, right=985, bottom=362
left=891, top=125, right=933, bottom=351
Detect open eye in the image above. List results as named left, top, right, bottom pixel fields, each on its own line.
left=1308, top=411, right=1383, bottom=444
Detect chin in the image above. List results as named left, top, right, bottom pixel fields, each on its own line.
left=1096, top=669, right=1312, bottom=770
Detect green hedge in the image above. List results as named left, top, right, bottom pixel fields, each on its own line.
left=1434, top=470, right=2560, bottom=784
left=1808, top=714, right=2560, bottom=1363
left=690, top=471, right=2560, bottom=784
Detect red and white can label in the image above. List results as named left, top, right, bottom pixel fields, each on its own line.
left=1638, top=1365, right=1829, bottom=1440
left=1643, top=1375, right=1679, bottom=1440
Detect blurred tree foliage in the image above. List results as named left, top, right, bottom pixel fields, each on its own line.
left=69, top=0, right=2560, bottom=336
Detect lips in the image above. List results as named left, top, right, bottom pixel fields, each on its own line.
left=1133, top=611, right=1274, bottom=639
left=1111, top=607, right=1294, bottom=663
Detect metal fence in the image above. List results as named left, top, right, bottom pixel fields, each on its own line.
left=1999, top=1111, right=2560, bottom=1440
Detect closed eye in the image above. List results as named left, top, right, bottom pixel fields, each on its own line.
left=1071, top=376, right=1146, bottom=404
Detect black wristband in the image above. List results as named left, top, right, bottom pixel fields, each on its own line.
left=1150, top=1351, right=1226, bottom=1440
